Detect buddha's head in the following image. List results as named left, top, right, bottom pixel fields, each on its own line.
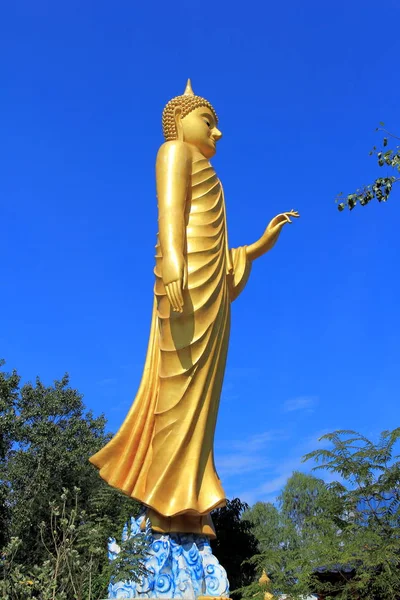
left=162, top=80, right=222, bottom=158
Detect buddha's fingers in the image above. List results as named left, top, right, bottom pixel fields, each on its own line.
left=171, top=284, right=181, bottom=312
left=166, top=284, right=178, bottom=312
left=173, top=280, right=184, bottom=312
left=166, top=281, right=184, bottom=313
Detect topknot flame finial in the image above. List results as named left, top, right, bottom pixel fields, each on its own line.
left=259, top=570, right=270, bottom=586
left=184, top=79, right=194, bottom=96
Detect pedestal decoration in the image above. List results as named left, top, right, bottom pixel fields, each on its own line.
left=107, top=514, right=230, bottom=599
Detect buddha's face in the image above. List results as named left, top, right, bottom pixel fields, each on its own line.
left=180, top=106, right=222, bottom=158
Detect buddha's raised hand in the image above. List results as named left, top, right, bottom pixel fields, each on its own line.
left=246, top=209, right=300, bottom=261
left=267, top=209, right=300, bottom=233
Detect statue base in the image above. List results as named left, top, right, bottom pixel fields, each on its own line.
left=107, top=514, right=230, bottom=599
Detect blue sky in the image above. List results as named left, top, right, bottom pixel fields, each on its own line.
left=1, top=0, right=399, bottom=506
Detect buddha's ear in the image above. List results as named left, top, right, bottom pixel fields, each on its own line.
left=174, top=107, right=184, bottom=141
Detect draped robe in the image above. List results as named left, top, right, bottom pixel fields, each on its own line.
left=90, top=157, right=251, bottom=525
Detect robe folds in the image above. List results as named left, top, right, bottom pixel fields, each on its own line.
left=89, top=158, right=251, bottom=519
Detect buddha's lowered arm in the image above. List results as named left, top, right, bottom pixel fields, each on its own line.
left=156, top=140, right=192, bottom=313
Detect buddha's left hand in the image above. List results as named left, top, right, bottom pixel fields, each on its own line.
left=267, top=209, right=300, bottom=234
left=264, top=209, right=300, bottom=248
left=263, top=209, right=300, bottom=246
left=246, top=210, right=299, bottom=260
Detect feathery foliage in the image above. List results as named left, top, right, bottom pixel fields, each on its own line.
left=241, top=430, right=400, bottom=600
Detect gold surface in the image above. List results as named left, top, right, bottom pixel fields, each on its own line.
left=259, top=571, right=270, bottom=586
left=259, top=570, right=274, bottom=600
left=197, top=597, right=231, bottom=600
left=89, top=81, right=299, bottom=535
left=141, top=508, right=217, bottom=539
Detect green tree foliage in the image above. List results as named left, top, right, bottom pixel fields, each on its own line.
left=242, top=431, right=400, bottom=600
left=302, top=428, right=400, bottom=599
left=243, top=499, right=300, bottom=597
left=0, top=359, right=20, bottom=547
left=279, top=471, right=345, bottom=554
left=0, top=359, right=140, bottom=597
left=1, top=488, right=147, bottom=600
left=279, top=471, right=329, bottom=530
left=211, top=498, right=259, bottom=591
left=337, top=125, right=400, bottom=211
left=243, top=501, right=282, bottom=554
left=242, top=473, right=341, bottom=599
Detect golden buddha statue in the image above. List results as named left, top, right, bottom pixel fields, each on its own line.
left=90, top=80, right=299, bottom=539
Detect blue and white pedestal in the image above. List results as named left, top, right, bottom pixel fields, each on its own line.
left=107, top=514, right=230, bottom=599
